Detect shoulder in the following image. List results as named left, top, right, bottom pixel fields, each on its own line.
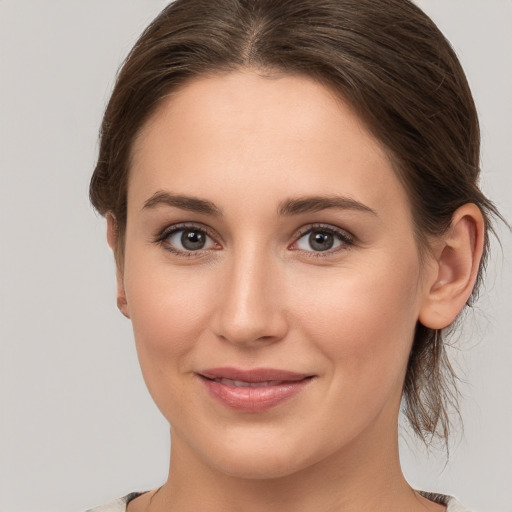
left=445, top=497, right=475, bottom=512
left=419, top=491, right=475, bottom=512
left=84, top=492, right=146, bottom=512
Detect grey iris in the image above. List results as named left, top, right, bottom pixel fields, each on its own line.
left=181, top=229, right=206, bottom=250
left=309, top=231, right=334, bottom=251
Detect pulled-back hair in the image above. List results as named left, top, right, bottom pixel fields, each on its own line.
left=90, top=0, right=500, bottom=443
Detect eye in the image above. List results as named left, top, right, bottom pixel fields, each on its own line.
left=292, top=226, right=353, bottom=253
left=158, top=225, right=219, bottom=254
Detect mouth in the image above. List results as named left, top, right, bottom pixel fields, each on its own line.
left=197, top=367, right=315, bottom=412
left=206, top=378, right=299, bottom=387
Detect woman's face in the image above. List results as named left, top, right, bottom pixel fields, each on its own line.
left=119, top=71, right=435, bottom=478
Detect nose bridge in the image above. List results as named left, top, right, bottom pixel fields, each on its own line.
left=214, top=241, right=287, bottom=346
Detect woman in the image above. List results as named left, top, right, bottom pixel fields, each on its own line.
left=87, top=0, right=502, bottom=511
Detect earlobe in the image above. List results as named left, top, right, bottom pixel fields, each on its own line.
left=419, top=204, right=485, bottom=330
left=106, top=214, right=130, bottom=319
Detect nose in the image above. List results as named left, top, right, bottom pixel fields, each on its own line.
left=212, top=247, right=289, bottom=347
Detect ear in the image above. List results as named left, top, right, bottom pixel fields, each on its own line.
left=106, top=214, right=130, bottom=319
left=418, top=204, right=485, bottom=330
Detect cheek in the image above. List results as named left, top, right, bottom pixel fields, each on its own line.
left=128, top=275, right=206, bottom=350
left=293, top=253, right=422, bottom=392
left=122, top=251, right=217, bottom=399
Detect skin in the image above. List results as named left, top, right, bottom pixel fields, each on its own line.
left=109, top=71, right=484, bottom=512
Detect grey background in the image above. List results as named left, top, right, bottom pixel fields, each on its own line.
left=0, top=1, right=510, bottom=511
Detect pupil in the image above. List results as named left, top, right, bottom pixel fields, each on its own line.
left=309, top=231, right=334, bottom=251
left=181, top=229, right=205, bottom=250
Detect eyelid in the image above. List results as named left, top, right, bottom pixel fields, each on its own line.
left=154, top=222, right=222, bottom=255
left=153, top=221, right=355, bottom=257
left=289, top=223, right=355, bottom=254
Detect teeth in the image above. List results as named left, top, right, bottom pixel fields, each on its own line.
left=216, top=378, right=282, bottom=387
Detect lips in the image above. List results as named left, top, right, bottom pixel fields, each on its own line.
left=197, top=367, right=314, bottom=412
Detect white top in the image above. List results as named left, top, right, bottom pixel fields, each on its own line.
left=85, top=491, right=474, bottom=512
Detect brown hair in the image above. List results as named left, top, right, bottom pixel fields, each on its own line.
left=90, top=0, right=500, bottom=443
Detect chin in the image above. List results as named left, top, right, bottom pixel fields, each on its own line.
left=190, top=427, right=332, bottom=481
left=210, top=450, right=312, bottom=480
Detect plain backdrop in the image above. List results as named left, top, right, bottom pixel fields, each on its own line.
left=0, top=1, right=511, bottom=511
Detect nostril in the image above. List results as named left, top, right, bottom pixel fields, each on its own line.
left=213, top=320, right=288, bottom=347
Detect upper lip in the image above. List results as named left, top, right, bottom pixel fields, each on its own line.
left=198, top=367, right=312, bottom=383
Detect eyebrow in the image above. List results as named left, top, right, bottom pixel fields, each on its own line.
left=141, top=191, right=377, bottom=218
left=142, top=191, right=222, bottom=216
left=278, top=195, right=377, bottom=216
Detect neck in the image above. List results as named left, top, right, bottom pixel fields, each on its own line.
left=144, top=422, right=434, bottom=512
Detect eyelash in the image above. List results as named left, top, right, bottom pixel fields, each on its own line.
left=154, top=223, right=220, bottom=258
left=290, top=224, right=355, bottom=257
left=154, top=223, right=355, bottom=258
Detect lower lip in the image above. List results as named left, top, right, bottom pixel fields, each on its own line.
left=199, top=376, right=313, bottom=412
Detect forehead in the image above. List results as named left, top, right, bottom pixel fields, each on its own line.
left=129, top=71, right=410, bottom=219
